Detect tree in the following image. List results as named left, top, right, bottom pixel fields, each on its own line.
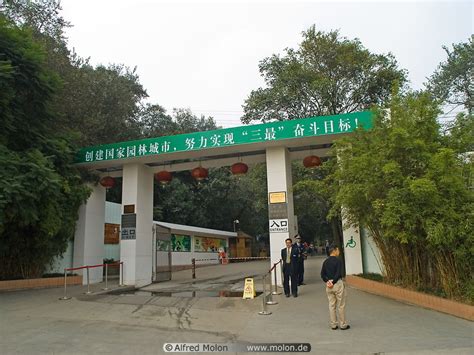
left=427, top=36, right=474, bottom=115
left=139, top=105, right=218, bottom=138
left=327, top=88, right=473, bottom=301
left=55, top=62, right=148, bottom=146
left=1, top=0, right=69, bottom=41
left=293, top=162, right=337, bottom=245
left=0, top=16, right=90, bottom=279
left=2, top=0, right=150, bottom=147
left=152, top=165, right=268, bottom=240
left=242, top=26, right=407, bottom=123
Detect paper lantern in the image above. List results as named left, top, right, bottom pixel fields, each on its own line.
left=231, top=162, right=248, bottom=175
left=191, top=166, right=208, bottom=181
left=154, top=171, right=173, bottom=185
left=303, top=155, right=322, bottom=168
left=99, top=176, right=115, bottom=189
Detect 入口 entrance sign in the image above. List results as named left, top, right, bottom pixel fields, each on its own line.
left=76, top=111, right=372, bottom=164
left=269, top=219, right=289, bottom=233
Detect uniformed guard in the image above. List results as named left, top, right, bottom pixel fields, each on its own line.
left=294, top=234, right=307, bottom=285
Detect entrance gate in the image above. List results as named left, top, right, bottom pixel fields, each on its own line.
left=75, top=111, right=373, bottom=285
left=153, top=224, right=172, bottom=282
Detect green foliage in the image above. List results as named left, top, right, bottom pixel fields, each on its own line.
left=242, top=25, right=407, bottom=123
left=153, top=165, right=269, bottom=239
left=139, top=106, right=218, bottom=138
left=1, top=0, right=70, bottom=41
left=442, top=112, right=474, bottom=153
left=293, top=161, right=335, bottom=245
left=427, top=36, right=474, bottom=114
left=0, top=15, right=90, bottom=279
left=54, top=62, right=148, bottom=146
left=327, top=89, right=474, bottom=301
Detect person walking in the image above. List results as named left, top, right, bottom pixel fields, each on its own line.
left=281, top=238, right=299, bottom=297
left=294, top=235, right=307, bottom=286
left=325, top=239, right=330, bottom=256
left=320, top=245, right=350, bottom=330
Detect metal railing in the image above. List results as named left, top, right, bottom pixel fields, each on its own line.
left=258, top=259, right=283, bottom=316
left=59, top=261, right=124, bottom=300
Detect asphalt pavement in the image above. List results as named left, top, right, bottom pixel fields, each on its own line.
left=0, top=257, right=472, bottom=355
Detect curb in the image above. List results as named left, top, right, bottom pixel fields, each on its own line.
left=346, top=275, right=473, bottom=321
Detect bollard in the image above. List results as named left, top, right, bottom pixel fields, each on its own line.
left=280, top=260, right=284, bottom=291
left=102, top=263, right=109, bottom=291
left=258, top=274, right=272, bottom=315
left=85, top=266, right=92, bottom=294
left=192, top=258, right=196, bottom=279
left=59, top=269, right=71, bottom=300
left=272, top=263, right=282, bottom=295
left=266, top=271, right=278, bottom=305
left=119, top=262, right=124, bottom=286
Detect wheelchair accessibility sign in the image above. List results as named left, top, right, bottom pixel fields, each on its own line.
left=345, top=236, right=357, bottom=248
left=269, top=219, right=289, bottom=233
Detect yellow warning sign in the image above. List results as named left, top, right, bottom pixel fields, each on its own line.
left=243, top=278, right=256, bottom=299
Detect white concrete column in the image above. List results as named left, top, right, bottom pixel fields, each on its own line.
left=342, top=213, right=363, bottom=275
left=120, top=163, right=154, bottom=287
left=266, top=146, right=296, bottom=286
left=74, top=184, right=106, bottom=284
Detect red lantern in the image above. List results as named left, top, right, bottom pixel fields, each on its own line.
left=154, top=170, right=173, bottom=185
left=231, top=162, right=248, bottom=175
left=303, top=155, right=322, bottom=168
left=191, top=166, right=208, bottom=181
left=99, top=176, right=115, bottom=189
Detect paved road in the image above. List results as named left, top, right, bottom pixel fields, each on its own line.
left=0, top=257, right=472, bottom=354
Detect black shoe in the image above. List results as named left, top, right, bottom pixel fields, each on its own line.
left=300, top=282, right=306, bottom=285
left=285, top=294, right=290, bottom=297
left=293, top=294, right=298, bottom=297
left=340, top=325, right=350, bottom=330
left=331, top=326, right=338, bottom=330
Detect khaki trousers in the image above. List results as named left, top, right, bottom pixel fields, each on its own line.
left=326, top=280, right=348, bottom=328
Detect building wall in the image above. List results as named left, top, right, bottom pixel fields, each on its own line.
left=48, top=201, right=229, bottom=274
left=104, top=201, right=121, bottom=261
left=360, top=227, right=383, bottom=274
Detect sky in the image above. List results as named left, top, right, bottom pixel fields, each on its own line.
left=60, top=0, right=473, bottom=128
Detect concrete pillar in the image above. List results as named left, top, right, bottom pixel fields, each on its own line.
left=120, top=163, right=154, bottom=287
left=266, top=146, right=296, bottom=286
left=342, top=214, right=363, bottom=275
left=73, top=184, right=106, bottom=284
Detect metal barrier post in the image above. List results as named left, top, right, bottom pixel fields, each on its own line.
left=59, top=269, right=71, bottom=300
left=266, top=271, right=278, bottom=305
left=280, top=260, right=284, bottom=291
left=102, top=263, right=109, bottom=290
left=85, top=266, right=91, bottom=294
left=272, top=262, right=282, bottom=295
left=192, top=258, right=196, bottom=279
left=258, top=274, right=272, bottom=315
left=119, top=262, right=124, bottom=286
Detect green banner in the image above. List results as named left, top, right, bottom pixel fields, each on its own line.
left=76, top=111, right=372, bottom=164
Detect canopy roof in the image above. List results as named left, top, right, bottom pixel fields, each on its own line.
left=155, top=221, right=237, bottom=239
